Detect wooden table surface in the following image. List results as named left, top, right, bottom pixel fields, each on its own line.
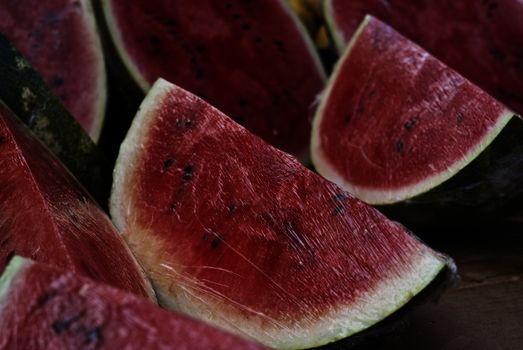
left=325, top=224, right=523, bottom=350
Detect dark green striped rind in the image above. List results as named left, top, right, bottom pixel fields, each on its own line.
left=379, top=115, right=523, bottom=231
left=0, top=33, right=111, bottom=207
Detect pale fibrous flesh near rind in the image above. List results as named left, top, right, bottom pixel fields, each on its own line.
left=110, top=78, right=449, bottom=349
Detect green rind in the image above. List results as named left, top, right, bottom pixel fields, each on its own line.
left=0, top=33, right=112, bottom=207
left=0, top=256, right=28, bottom=304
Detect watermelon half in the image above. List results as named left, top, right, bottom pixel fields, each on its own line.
left=0, top=0, right=106, bottom=140
left=0, top=102, right=153, bottom=301
left=110, top=79, right=450, bottom=349
left=311, top=16, right=523, bottom=225
left=324, top=0, right=523, bottom=117
left=102, top=0, right=325, bottom=159
left=0, top=256, right=266, bottom=349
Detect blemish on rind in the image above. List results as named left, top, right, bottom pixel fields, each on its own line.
left=15, top=57, right=30, bottom=71
left=21, top=87, right=37, bottom=112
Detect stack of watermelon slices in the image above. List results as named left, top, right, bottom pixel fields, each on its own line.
left=6, top=0, right=523, bottom=348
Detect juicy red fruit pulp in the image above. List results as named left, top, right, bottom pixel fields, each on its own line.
left=327, top=0, right=523, bottom=117
left=0, top=104, right=150, bottom=299
left=315, top=17, right=508, bottom=192
left=107, top=0, right=325, bottom=157
left=121, top=83, right=441, bottom=325
left=0, top=258, right=265, bottom=350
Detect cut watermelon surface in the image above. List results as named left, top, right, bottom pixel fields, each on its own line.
left=0, top=102, right=153, bottom=301
left=0, top=0, right=106, bottom=140
left=103, top=0, right=325, bottom=158
left=0, top=256, right=266, bottom=349
left=325, top=0, right=523, bottom=117
left=312, top=16, right=518, bottom=208
left=110, top=79, right=449, bottom=349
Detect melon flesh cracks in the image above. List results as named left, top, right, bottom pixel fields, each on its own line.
left=103, top=0, right=325, bottom=158
left=110, top=79, right=448, bottom=349
left=0, top=103, right=153, bottom=301
left=325, top=0, right=523, bottom=118
left=0, top=0, right=106, bottom=140
left=0, top=257, right=265, bottom=350
left=312, top=16, right=518, bottom=211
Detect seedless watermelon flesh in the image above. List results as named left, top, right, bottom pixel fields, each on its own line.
left=103, top=0, right=325, bottom=158
left=312, top=16, right=516, bottom=207
left=0, top=0, right=106, bottom=140
left=324, top=0, right=523, bottom=117
left=0, top=103, right=153, bottom=301
left=0, top=256, right=266, bottom=349
left=110, top=79, right=449, bottom=349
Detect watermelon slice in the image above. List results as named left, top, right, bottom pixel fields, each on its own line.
left=102, top=0, right=325, bottom=159
left=0, top=0, right=106, bottom=140
left=324, top=0, right=523, bottom=117
left=311, top=16, right=522, bottom=224
left=0, top=256, right=266, bottom=349
left=0, top=102, right=153, bottom=301
left=110, top=79, right=450, bottom=349
left=0, top=33, right=111, bottom=205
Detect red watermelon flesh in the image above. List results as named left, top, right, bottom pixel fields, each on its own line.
left=325, top=0, right=523, bottom=117
left=0, top=103, right=154, bottom=301
left=0, top=256, right=266, bottom=350
left=103, top=0, right=325, bottom=159
left=0, top=0, right=106, bottom=141
left=311, top=16, right=514, bottom=205
left=110, top=79, right=448, bottom=349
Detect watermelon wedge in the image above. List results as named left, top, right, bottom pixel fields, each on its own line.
left=0, top=33, right=111, bottom=205
left=110, top=79, right=450, bottom=349
left=0, top=0, right=106, bottom=141
left=324, top=0, right=523, bottom=117
left=311, top=16, right=523, bottom=225
left=0, top=102, right=153, bottom=301
left=102, top=0, right=325, bottom=159
left=0, top=256, right=266, bottom=349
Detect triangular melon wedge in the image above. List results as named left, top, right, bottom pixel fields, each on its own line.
left=101, top=0, right=325, bottom=159
left=0, top=256, right=265, bottom=349
left=312, top=16, right=522, bottom=226
left=110, top=78, right=450, bottom=349
left=0, top=102, right=153, bottom=301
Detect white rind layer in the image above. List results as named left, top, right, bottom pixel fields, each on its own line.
left=311, top=15, right=515, bottom=205
left=111, top=78, right=448, bottom=349
left=80, top=0, right=107, bottom=142
left=103, top=0, right=151, bottom=92
left=323, top=0, right=346, bottom=52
